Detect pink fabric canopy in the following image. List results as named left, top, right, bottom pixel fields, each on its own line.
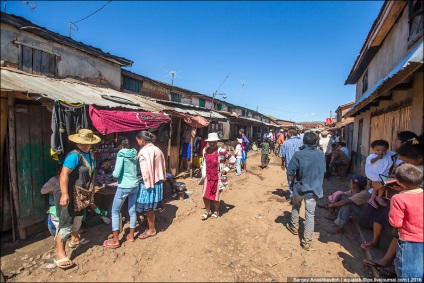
left=89, top=105, right=170, bottom=135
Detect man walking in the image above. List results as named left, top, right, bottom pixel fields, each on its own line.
left=239, top=129, right=250, bottom=173
left=285, top=132, right=326, bottom=251
left=280, top=128, right=303, bottom=200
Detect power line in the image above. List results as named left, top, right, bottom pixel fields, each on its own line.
left=68, top=1, right=112, bottom=38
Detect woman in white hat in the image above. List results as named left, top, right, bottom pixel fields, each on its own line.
left=199, top=133, right=236, bottom=220
left=53, top=129, right=100, bottom=269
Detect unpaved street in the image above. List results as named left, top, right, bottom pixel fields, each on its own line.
left=1, top=152, right=373, bottom=282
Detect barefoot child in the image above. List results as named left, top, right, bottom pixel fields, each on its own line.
left=365, top=140, right=395, bottom=208
left=259, top=138, right=270, bottom=169
left=389, top=164, right=423, bottom=279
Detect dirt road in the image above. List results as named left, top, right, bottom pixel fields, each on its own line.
left=1, top=151, right=373, bottom=282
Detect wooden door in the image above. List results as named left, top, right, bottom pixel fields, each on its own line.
left=15, top=104, right=55, bottom=228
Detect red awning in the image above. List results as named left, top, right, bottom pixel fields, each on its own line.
left=89, top=105, right=170, bottom=135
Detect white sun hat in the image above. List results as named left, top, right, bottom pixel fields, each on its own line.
left=205, top=132, right=221, bottom=142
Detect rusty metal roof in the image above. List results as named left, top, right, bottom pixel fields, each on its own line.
left=0, top=68, right=171, bottom=112
left=1, top=12, right=132, bottom=66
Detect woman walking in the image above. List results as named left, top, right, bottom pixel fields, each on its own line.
left=135, top=131, right=166, bottom=239
left=54, top=129, right=100, bottom=269
left=199, top=133, right=236, bottom=220
left=103, top=139, right=140, bottom=248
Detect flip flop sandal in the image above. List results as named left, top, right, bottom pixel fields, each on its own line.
left=68, top=238, right=90, bottom=249
left=210, top=211, right=219, bottom=219
left=375, top=197, right=388, bottom=207
left=54, top=257, right=74, bottom=269
left=363, top=259, right=384, bottom=268
left=361, top=242, right=378, bottom=250
left=125, top=234, right=135, bottom=242
left=138, top=231, right=156, bottom=239
left=201, top=211, right=212, bottom=220
left=103, top=239, right=120, bottom=249
left=377, top=267, right=396, bottom=277
left=285, top=223, right=299, bottom=235
left=367, top=199, right=379, bottom=209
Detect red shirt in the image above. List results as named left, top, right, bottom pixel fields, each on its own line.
left=389, top=189, right=423, bottom=243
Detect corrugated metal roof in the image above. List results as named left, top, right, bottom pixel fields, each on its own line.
left=172, top=107, right=227, bottom=120
left=345, top=40, right=423, bottom=117
left=0, top=68, right=171, bottom=112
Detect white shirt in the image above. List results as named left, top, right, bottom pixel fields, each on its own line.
left=319, top=137, right=332, bottom=155
left=234, top=144, right=242, bottom=158
left=365, top=151, right=396, bottom=182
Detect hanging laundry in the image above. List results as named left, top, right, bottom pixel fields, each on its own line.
left=51, top=100, right=88, bottom=161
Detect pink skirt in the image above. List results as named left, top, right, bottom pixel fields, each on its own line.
left=202, top=177, right=222, bottom=201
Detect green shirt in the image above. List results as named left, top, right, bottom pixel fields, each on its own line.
left=259, top=142, right=269, bottom=155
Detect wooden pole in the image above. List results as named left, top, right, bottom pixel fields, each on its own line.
left=189, top=135, right=193, bottom=178
left=8, top=94, right=26, bottom=240
left=167, top=121, right=172, bottom=172
left=176, top=118, right=182, bottom=173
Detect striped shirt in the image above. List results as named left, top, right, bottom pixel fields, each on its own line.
left=279, top=136, right=304, bottom=165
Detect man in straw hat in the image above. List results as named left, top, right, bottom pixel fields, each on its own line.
left=53, top=129, right=100, bottom=269
left=199, top=133, right=236, bottom=220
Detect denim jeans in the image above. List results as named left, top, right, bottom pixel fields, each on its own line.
left=236, top=158, right=242, bottom=174
left=395, top=240, right=424, bottom=279
left=334, top=196, right=372, bottom=229
left=111, top=186, right=139, bottom=231
left=287, top=174, right=293, bottom=200
left=290, top=194, right=316, bottom=245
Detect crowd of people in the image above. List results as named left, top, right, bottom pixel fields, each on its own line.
left=40, top=125, right=422, bottom=279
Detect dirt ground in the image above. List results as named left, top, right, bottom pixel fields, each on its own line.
left=1, top=150, right=374, bottom=282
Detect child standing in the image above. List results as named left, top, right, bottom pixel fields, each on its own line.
left=259, top=138, right=270, bottom=169
left=389, top=164, right=423, bottom=279
left=234, top=138, right=243, bottom=176
left=365, top=139, right=395, bottom=208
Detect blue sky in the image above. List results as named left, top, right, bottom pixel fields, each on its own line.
left=4, top=1, right=384, bottom=122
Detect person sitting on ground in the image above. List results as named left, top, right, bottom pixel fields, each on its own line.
left=339, top=142, right=349, bottom=158
left=327, top=142, right=350, bottom=178
left=234, top=138, right=243, bottom=176
left=361, top=131, right=420, bottom=277
left=259, top=137, right=270, bottom=169
left=388, top=163, right=423, bottom=279
left=365, top=139, right=396, bottom=208
left=327, top=174, right=371, bottom=234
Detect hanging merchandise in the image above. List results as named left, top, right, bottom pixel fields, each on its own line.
left=88, top=105, right=170, bottom=135
left=50, top=100, right=88, bottom=161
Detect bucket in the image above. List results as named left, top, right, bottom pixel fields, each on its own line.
left=192, top=156, right=202, bottom=168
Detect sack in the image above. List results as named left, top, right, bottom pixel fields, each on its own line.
left=73, top=184, right=94, bottom=212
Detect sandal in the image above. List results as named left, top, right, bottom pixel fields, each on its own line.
left=375, top=197, right=388, bottom=207
left=210, top=211, right=219, bottom=219
left=363, top=259, right=384, bottom=268
left=201, top=211, right=212, bottom=220
left=301, top=242, right=311, bottom=251
left=138, top=230, right=156, bottom=239
left=68, top=238, right=90, bottom=249
left=285, top=223, right=299, bottom=235
left=377, top=266, right=396, bottom=277
left=54, top=257, right=74, bottom=269
left=103, top=239, right=120, bottom=249
left=367, top=198, right=379, bottom=209
left=361, top=241, right=378, bottom=250
left=125, top=234, right=135, bottom=242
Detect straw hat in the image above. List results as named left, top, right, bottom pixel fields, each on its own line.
left=68, top=129, right=101, bottom=145
left=321, top=130, right=329, bottom=136
left=205, top=132, right=221, bottom=142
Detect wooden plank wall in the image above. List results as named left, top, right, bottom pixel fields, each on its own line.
left=369, top=106, right=411, bottom=152
left=15, top=104, right=55, bottom=228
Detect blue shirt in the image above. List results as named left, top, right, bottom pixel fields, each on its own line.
left=63, top=150, right=96, bottom=170
left=241, top=134, right=250, bottom=150
left=287, top=145, right=326, bottom=198
left=279, top=136, right=304, bottom=165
